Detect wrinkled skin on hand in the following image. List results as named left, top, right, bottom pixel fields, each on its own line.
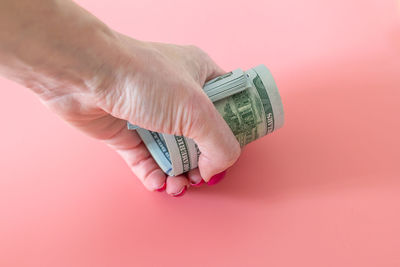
left=37, top=33, right=241, bottom=196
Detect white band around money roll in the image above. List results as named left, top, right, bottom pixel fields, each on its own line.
left=127, top=65, right=284, bottom=176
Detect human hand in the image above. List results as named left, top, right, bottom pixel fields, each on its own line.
left=63, top=35, right=241, bottom=195
left=0, top=1, right=240, bottom=196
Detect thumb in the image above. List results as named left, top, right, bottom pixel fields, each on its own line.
left=185, top=86, right=241, bottom=182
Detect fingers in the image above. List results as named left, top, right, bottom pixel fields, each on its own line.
left=102, top=118, right=193, bottom=196
left=187, top=168, right=203, bottom=186
left=124, top=152, right=166, bottom=192
left=206, top=60, right=226, bottom=81
left=186, top=44, right=226, bottom=83
left=104, top=122, right=167, bottom=191
left=165, top=175, right=190, bottom=197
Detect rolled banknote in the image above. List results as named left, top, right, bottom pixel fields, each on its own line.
left=127, top=64, right=284, bottom=176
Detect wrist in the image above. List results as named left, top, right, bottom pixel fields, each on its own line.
left=0, top=0, right=122, bottom=100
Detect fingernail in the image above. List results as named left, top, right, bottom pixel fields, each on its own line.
left=156, top=182, right=166, bottom=192
left=190, top=179, right=204, bottom=187
left=172, top=186, right=187, bottom=197
left=207, top=171, right=227, bottom=186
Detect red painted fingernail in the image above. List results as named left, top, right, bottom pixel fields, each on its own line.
left=190, top=179, right=204, bottom=187
left=156, top=182, right=166, bottom=192
left=172, top=186, right=187, bottom=197
left=207, top=171, right=227, bottom=186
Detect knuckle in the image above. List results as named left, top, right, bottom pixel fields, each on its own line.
left=220, top=137, right=240, bottom=167
left=186, top=45, right=208, bottom=60
left=230, top=142, right=241, bottom=163
left=224, top=147, right=240, bottom=169
left=186, top=44, right=201, bottom=52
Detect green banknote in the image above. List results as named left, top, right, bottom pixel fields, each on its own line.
left=128, top=65, right=284, bottom=176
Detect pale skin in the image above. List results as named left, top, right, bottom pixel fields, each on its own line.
left=0, top=0, right=241, bottom=196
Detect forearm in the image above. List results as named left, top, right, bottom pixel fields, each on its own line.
left=0, top=0, right=121, bottom=98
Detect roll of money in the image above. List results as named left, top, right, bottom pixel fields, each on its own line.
left=127, top=64, right=284, bottom=176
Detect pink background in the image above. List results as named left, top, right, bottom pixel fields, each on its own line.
left=1, top=0, right=400, bottom=266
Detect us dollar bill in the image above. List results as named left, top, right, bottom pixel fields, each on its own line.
left=127, top=65, right=284, bottom=176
